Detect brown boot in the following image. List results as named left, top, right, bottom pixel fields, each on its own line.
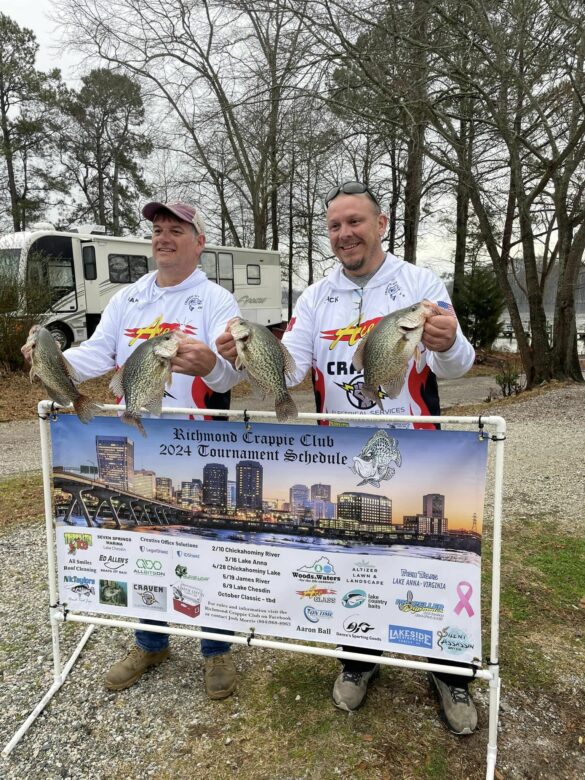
left=204, top=653, right=237, bottom=700
left=105, top=645, right=170, bottom=691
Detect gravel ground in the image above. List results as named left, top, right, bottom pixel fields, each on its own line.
left=0, top=382, right=583, bottom=779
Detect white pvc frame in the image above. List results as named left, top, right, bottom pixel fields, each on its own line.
left=3, top=402, right=506, bottom=779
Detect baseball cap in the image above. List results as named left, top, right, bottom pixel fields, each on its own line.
left=142, top=200, right=206, bottom=234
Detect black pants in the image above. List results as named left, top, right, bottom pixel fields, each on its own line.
left=340, top=645, right=474, bottom=677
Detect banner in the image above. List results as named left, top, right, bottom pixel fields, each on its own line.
left=52, top=415, right=488, bottom=664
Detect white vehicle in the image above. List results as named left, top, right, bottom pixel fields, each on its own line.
left=0, top=226, right=284, bottom=349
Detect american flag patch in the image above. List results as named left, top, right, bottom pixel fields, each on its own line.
left=436, top=300, right=456, bottom=316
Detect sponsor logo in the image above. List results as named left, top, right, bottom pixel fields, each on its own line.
left=304, top=605, right=334, bottom=623
left=326, top=296, right=339, bottom=303
left=64, top=533, right=92, bottom=555
left=132, top=583, right=167, bottom=611
left=436, top=626, right=474, bottom=656
left=99, top=554, right=128, bottom=571
left=293, top=557, right=340, bottom=582
left=172, top=582, right=202, bottom=619
left=238, top=295, right=267, bottom=306
left=127, top=296, right=139, bottom=303
left=134, top=558, right=164, bottom=576
left=124, top=316, right=196, bottom=345
left=395, top=590, right=444, bottom=620
left=63, top=575, right=96, bottom=602
left=320, top=316, right=382, bottom=349
left=347, top=561, right=383, bottom=585
left=388, top=624, right=433, bottom=649
left=333, top=375, right=383, bottom=410
left=454, top=581, right=475, bottom=617
left=341, top=589, right=367, bottom=608
left=140, top=545, right=170, bottom=556
left=99, top=579, right=128, bottom=607
left=296, top=585, right=336, bottom=603
left=342, top=615, right=375, bottom=634
left=176, top=550, right=200, bottom=560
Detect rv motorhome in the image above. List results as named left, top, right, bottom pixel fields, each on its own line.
left=0, top=226, right=284, bottom=349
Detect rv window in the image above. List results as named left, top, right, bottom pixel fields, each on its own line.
left=28, top=236, right=76, bottom=310
left=200, top=251, right=217, bottom=281
left=218, top=252, right=234, bottom=292
left=108, top=254, right=148, bottom=283
left=247, top=264, right=261, bottom=285
left=82, top=245, right=97, bottom=280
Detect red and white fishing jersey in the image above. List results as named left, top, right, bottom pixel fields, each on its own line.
left=63, top=267, right=241, bottom=414
left=282, top=253, right=475, bottom=428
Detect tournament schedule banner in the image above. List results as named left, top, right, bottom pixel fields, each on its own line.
left=52, top=416, right=488, bottom=664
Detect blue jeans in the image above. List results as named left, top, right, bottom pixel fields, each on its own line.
left=136, top=619, right=233, bottom=657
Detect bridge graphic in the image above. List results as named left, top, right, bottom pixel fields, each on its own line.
left=54, top=472, right=194, bottom=528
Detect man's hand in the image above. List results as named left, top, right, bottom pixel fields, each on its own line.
left=170, top=332, right=217, bottom=376
left=422, top=302, right=458, bottom=353
left=215, top=318, right=239, bottom=367
left=21, top=341, right=33, bottom=364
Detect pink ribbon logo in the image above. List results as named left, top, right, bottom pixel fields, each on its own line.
left=454, top=581, right=474, bottom=617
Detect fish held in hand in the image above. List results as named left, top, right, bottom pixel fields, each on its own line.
left=352, top=301, right=435, bottom=410
left=26, top=325, right=99, bottom=423
left=228, top=317, right=298, bottom=421
left=109, top=331, right=181, bottom=436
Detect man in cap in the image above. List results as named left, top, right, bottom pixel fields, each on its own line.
left=23, top=200, right=241, bottom=699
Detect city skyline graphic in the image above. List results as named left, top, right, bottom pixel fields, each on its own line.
left=51, top=416, right=488, bottom=532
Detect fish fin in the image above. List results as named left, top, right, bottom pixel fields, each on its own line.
left=395, top=451, right=402, bottom=467
left=73, top=395, right=99, bottom=424
left=109, top=369, right=124, bottom=398
left=235, top=355, right=245, bottom=371
left=381, top=369, right=408, bottom=400
left=361, top=383, right=384, bottom=410
left=275, top=393, right=298, bottom=422
left=29, top=366, right=37, bottom=383
left=61, top=354, right=81, bottom=385
left=414, top=344, right=424, bottom=372
left=356, top=478, right=367, bottom=486
left=369, top=480, right=380, bottom=488
left=121, top=411, right=147, bottom=437
left=278, top=341, right=297, bottom=379
left=352, top=334, right=368, bottom=371
left=144, top=398, right=163, bottom=417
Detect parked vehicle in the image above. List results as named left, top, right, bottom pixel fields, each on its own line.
left=0, top=225, right=284, bottom=349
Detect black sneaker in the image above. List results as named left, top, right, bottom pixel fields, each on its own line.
left=428, top=671, right=478, bottom=735
left=332, top=665, right=380, bottom=712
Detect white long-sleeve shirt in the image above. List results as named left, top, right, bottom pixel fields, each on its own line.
left=64, top=267, right=241, bottom=413
left=282, top=253, right=475, bottom=427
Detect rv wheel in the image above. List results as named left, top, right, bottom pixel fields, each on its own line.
left=48, top=324, right=72, bottom=351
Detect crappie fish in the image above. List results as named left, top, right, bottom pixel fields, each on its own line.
left=228, top=317, right=297, bottom=421
left=109, top=332, right=180, bottom=436
left=352, top=301, right=435, bottom=410
left=351, top=430, right=402, bottom=487
left=26, top=325, right=99, bottom=423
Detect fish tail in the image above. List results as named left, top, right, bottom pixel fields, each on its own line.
left=73, top=395, right=100, bottom=424
left=121, top=411, right=147, bottom=437
left=275, top=393, right=298, bottom=422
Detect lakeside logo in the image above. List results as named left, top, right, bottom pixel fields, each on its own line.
left=99, top=579, right=128, bottom=607
left=64, top=533, right=92, bottom=555
left=132, top=583, right=167, bottom=611
left=395, top=590, right=444, bottom=620
left=293, top=557, right=340, bottom=582
left=341, top=589, right=367, bottom=608
left=436, top=626, right=475, bottom=656
left=342, top=616, right=375, bottom=635
left=304, top=605, right=334, bottom=624
left=134, top=558, right=164, bottom=577
left=388, top=624, right=433, bottom=650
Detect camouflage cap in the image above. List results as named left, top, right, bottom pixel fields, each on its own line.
left=142, top=201, right=206, bottom=234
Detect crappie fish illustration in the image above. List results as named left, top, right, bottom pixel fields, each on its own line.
left=352, top=301, right=435, bottom=410
left=228, top=317, right=297, bottom=421
left=351, top=430, right=402, bottom=488
left=26, top=325, right=99, bottom=423
left=110, top=331, right=180, bottom=437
